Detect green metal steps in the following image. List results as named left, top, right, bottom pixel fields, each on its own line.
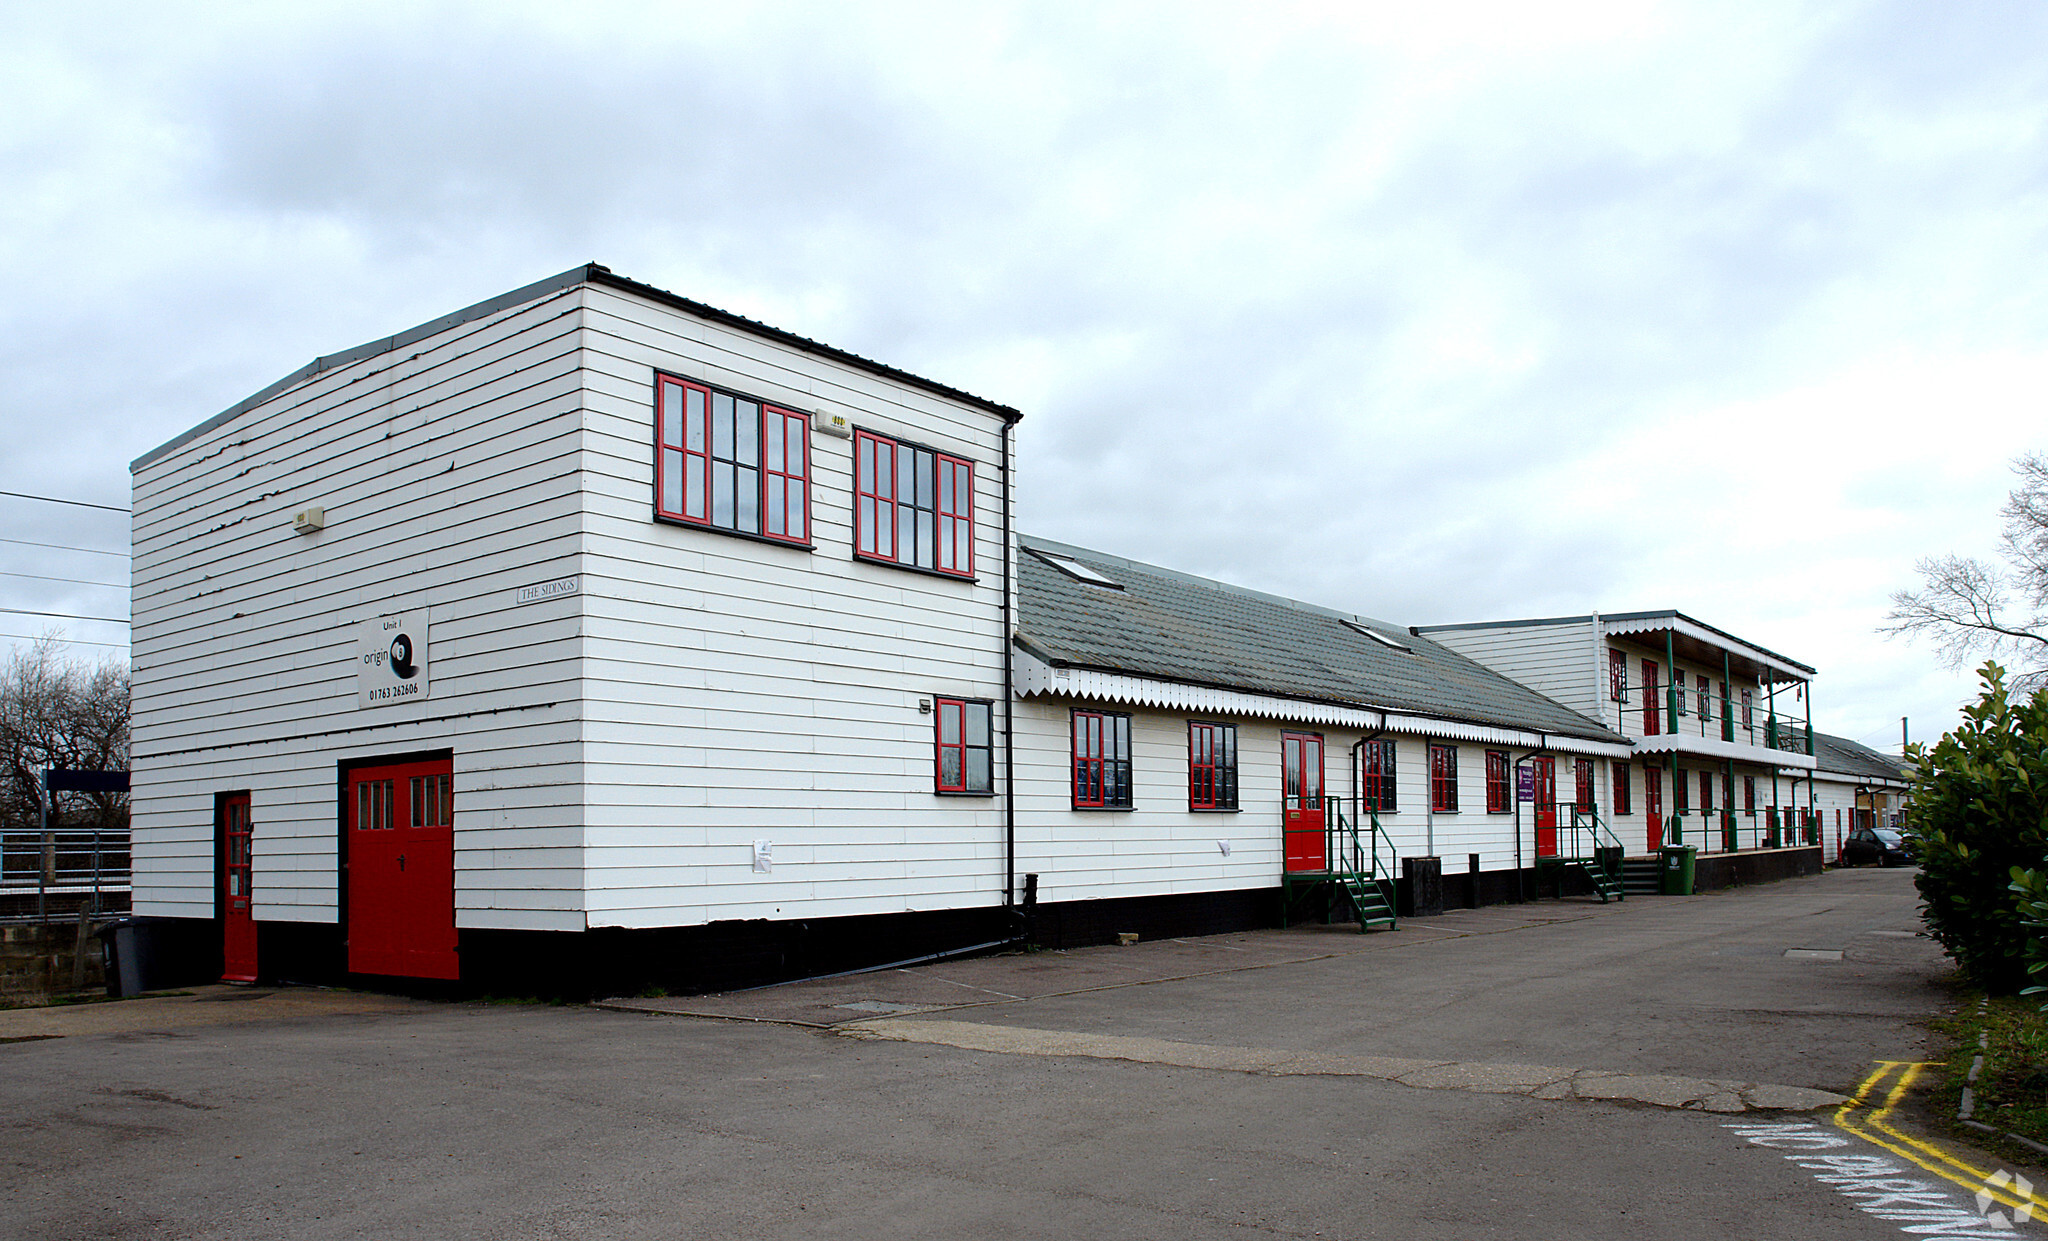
left=1538, top=855, right=1625, bottom=903
left=1341, top=875, right=1397, bottom=931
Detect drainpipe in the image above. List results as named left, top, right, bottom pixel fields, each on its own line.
left=1513, top=734, right=1549, bottom=903
left=1000, top=417, right=1016, bottom=913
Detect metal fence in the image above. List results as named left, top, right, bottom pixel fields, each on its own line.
left=0, top=828, right=131, bottom=920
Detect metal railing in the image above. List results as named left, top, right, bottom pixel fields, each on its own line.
left=1662, top=808, right=1820, bottom=852
left=1, top=828, right=131, bottom=919
left=1609, top=680, right=1813, bottom=756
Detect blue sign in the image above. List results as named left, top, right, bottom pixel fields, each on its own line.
left=1517, top=767, right=1535, bottom=801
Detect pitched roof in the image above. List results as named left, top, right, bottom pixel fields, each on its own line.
left=1812, top=731, right=1913, bottom=783
left=1015, top=536, right=1625, bottom=744
left=133, top=263, right=1021, bottom=473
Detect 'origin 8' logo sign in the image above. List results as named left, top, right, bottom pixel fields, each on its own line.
left=1976, top=1169, right=2035, bottom=1230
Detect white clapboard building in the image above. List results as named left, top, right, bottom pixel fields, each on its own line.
left=129, top=265, right=1823, bottom=993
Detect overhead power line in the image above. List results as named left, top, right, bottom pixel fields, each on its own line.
left=0, top=536, right=129, bottom=558
left=0, top=606, right=128, bottom=624
left=0, top=632, right=129, bottom=650
left=0, top=570, right=125, bottom=589
left=0, top=489, right=129, bottom=514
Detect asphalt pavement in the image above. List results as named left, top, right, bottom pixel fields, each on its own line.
left=3, top=867, right=2033, bottom=1239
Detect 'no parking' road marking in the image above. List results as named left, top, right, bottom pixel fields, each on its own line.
left=1723, top=1062, right=2048, bottom=1236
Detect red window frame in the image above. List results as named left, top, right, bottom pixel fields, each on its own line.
left=1642, top=660, right=1661, bottom=735
left=1485, top=749, right=1510, bottom=813
left=1364, top=739, right=1397, bottom=812
left=654, top=374, right=810, bottom=546
left=1429, top=744, right=1458, bottom=812
left=1699, top=770, right=1714, bottom=812
left=1188, top=721, right=1238, bottom=811
left=1675, top=767, right=1689, bottom=811
left=855, top=429, right=974, bottom=579
left=1740, top=689, right=1753, bottom=728
left=1574, top=759, right=1595, bottom=811
left=1696, top=674, right=1710, bottom=720
left=1072, top=710, right=1132, bottom=809
left=1612, top=762, right=1631, bottom=815
left=1744, top=775, right=1756, bottom=812
left=1608, top=649, right=1627, bottom=701
left=935, top=697, right=994, bottom=795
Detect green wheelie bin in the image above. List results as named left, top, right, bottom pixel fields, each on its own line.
left=1659, top=845, right=1697, bottom=896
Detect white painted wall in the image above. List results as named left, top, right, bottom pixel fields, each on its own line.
left=130, top=288, right=591, bottom=932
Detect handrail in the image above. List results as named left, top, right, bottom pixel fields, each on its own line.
left=1327, top=796, right=1397, bottom=927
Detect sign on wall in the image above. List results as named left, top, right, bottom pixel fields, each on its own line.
left=357, top=613, right=429, bottom=708
left=1517, top=766, right=1535, bottom=802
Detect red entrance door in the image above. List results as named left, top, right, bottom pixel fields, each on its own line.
left=221, top=794, right=256, bottom=983
left=1644, top=766, right=1663, bottom=853
left=1532, top=757, right=1558, bottom=857
left=347, top=759, right=458, bottom=980
left=1282, top=733, right=1325, bottom=872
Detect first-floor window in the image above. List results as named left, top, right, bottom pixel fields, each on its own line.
left=1744, top=775, right=1756, bottom=812
left=1696, top=674, right=1711, bottom=720
left=1741, top=688, right=1754, bottom=728
left=1574, top=758, right=1595, bottom=810
left=1699, top=770, right=1715, bottom=812
left=935, top=698, right=994, bottom=794
left=1612, top=762, right=1631, bottom=815
left=1188, top=722, right=1238, bottom=811
left=855, top=429, right=974, bottom=577
left=656, top=374, right=810, bottom=544
left=1675, top=768, right=1690, bottom=812
left=1364, top=739, right=1398, bottom=812
left=1072, top=710, right=1132, bottom=808
left=1485, top=749, right=1510, bottom=813
left=1429, top=744, right=1458, bottom=812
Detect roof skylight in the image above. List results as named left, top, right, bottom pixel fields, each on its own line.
left=1340, top=618, right=1412, bottom=652
left=1030, top=549, right=1124, bottom=589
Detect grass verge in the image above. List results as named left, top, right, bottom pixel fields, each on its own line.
left=1929, top=989, right=2048, bottom=1159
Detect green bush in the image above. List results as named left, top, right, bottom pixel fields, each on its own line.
left=1909, top=662, right=2048, bottom=993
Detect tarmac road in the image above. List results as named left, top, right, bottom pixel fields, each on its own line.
left=3, top=868, right=2034, bottom=1239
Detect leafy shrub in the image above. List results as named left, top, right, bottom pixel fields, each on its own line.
left=1909, top=662, right=2048, bottom=992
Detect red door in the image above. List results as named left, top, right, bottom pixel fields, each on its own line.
left=1644, top=766, right=1663, bottom=853
left=1532, top=757, right=1558, bottom=857
left=221, top=794, right=256, bottom=983
left=347, top=759, right=458, bottom=980
left=1282, top=733, right=1325, bottom=872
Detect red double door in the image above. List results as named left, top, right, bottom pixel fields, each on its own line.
left=347, top=758, right=459, bottom=980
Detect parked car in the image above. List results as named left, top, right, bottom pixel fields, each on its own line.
left=1841, top=825, right=1913, bottom=868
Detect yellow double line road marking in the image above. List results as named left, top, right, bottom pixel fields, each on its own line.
left=1835, top=1061, right=2048, bottom=1216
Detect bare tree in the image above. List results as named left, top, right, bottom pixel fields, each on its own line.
left=0, top=636, right=131, bottom=838
left=1885, top=453, right=2048, bottom=688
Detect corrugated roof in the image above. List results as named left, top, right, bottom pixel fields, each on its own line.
left=1015, top=536, right=1625, bottom=744
left=1812, top=731, right=1913, bottom=783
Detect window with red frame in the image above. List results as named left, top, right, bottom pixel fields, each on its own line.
left=1188, top=722, right=1238, bottom=811
left=1612, top=762, right=1631, bottom=815
left=1642, top=660, right=1661, bottom=734
left=1699, top=770, right=1714, bottom=812
left=934, top=698, right=994, bottom=795
left=1695, top=674, right=1710, bottom=719
left=855, top=429, right=974, bottom=577
left=1072, top=710, right=1132, bottom=808
left=1364, top=739, right=1398, bottom=812
left=1741, top=688, right=1753, bottom=728
left=1744, top=775, right=1756, bottom=812
left=1574, top=758, right=1595, bottom=810
left=1485, top=749, right=1510, bottom=813
left=1608, top=649, right=1627, bottom=701
left=1675, top=768, right=1689, bottom=811
left=655, top=375, right=809, bottom=544
left=1429, top=744, right=1458, bottom=812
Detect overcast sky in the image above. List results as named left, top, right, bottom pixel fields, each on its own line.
left=4, top=0, right=2045, bottom=750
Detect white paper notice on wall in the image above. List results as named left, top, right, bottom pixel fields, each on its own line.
left=1217, top=840, right=1231, bottom=856
left=752, top=840, right=773, bottom=873
left=357, top=613, right=429, bottom=708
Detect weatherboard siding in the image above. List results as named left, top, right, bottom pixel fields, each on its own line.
left=129, top=289, right=590, bottom=931
left=1424, top=621, right=1599, bottom=721
left=1011, top=699, right=1575, bottom=904
left=570, top=284, right=1012, bottom=928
